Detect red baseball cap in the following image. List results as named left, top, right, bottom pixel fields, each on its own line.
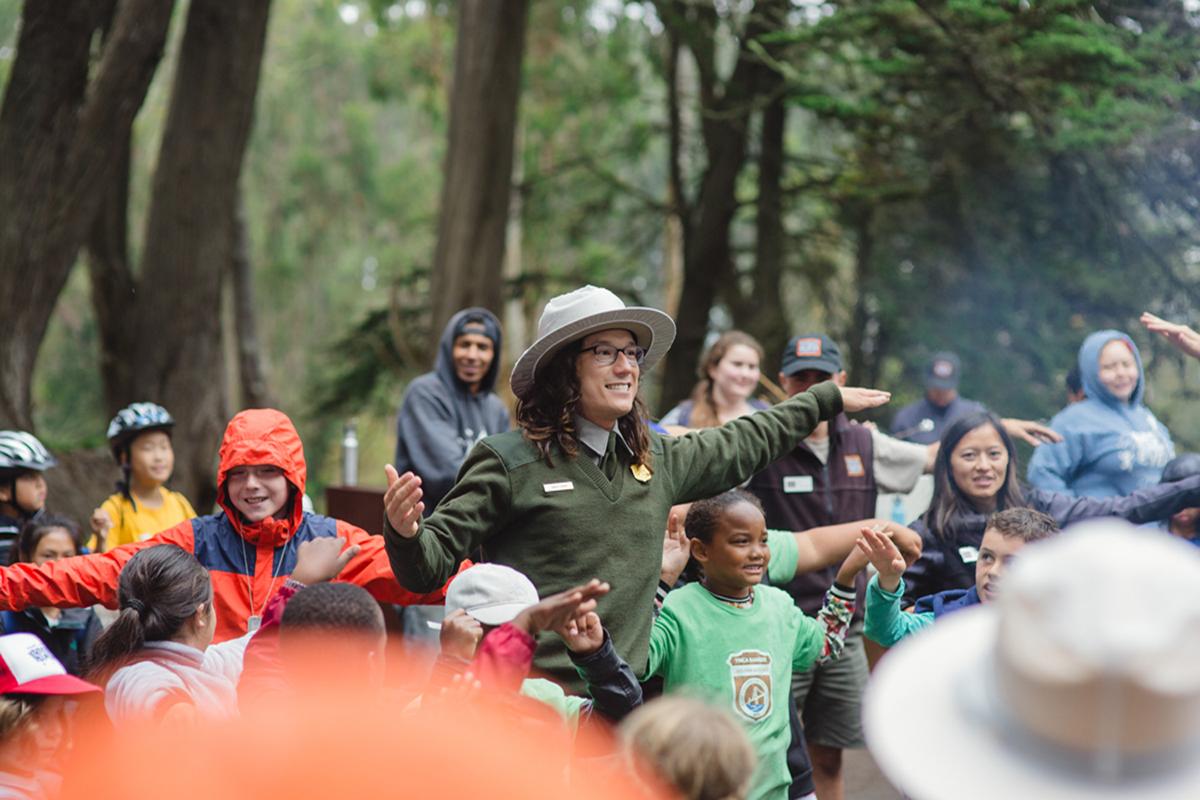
left=0, top=633, right=100, bottom=695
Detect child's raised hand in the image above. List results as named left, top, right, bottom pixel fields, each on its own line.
left=858, top=527, right=906, bottom=592
left=384, top=465, right=424, bottom=538
left=880, top=523, right=923, bottom=567
left=291, top=536, right=361, bottom=585
left=439, top=609, right=483, bottom=662
left=90, top=507, right=113, bottom=550
left=510, top=579, right=610, bottom=638
left=556, top=610, right=605, bottom=656
left=834, top=540, right=871, bottom=588
left=660, top=509, right=691, bottom=586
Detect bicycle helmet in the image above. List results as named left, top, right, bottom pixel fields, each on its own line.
left=106, top=402, right=175, bottom=461
left=0, top=431, right=57, bottom=474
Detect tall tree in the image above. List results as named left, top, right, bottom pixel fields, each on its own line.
left=428, top=0, right=530, bottom=354
left=654, top=1, right=789, bottom=406
left=0, top=0, right=174, bottom=429
left=87, top=0, right=274, bottom=508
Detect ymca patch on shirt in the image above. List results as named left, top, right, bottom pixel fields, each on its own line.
left=728, top=650, right=773, bottom=723
left=843, top=454, right=865, bottom=477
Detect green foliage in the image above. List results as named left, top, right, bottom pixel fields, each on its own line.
left=768, top=0, right=1200, bottom=445
left=19, top=0, right=1200, bottom=500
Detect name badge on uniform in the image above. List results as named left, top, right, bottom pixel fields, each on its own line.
left=543, top=481, right=574, bottom=494
left=958, top=546, right=979, bottom=564
left=782, top=475, right=814, bottom=494
left=843, top=454, right=865, bottom=477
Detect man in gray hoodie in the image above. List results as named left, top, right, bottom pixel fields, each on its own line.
left=394, top=308, right=511, bottom=514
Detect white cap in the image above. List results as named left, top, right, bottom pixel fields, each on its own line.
left=441, top=564, right=540, bottom=627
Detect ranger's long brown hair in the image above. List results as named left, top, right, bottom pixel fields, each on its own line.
left=515, top=341, right=652, bottom=468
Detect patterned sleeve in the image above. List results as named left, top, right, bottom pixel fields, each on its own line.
left=814, top=583, right=856, bottom=665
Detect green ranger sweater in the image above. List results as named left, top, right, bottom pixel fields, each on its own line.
left=385, top=381, right=843, bottom=690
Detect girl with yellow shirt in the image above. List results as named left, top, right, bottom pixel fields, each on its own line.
left=89, top=403, right=196, bottom=551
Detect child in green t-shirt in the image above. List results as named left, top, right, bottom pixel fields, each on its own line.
left=639, top=489, right=856, bottom=800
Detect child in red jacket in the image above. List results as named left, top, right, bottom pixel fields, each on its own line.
left=0, top=409, right=450, bottom=641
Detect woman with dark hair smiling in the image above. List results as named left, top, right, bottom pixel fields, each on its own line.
left=384, top=285, right=891, bottom=690
left=902, top=409, right=1200, bottom=603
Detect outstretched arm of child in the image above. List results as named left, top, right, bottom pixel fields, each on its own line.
left=554, top=610, right=643, bottom=723
left=467, top=580, right=611, bottom=693
left=790, top=519, right=922, bottom=578
left=0, top=520, right=194, bottom=611
left=857, top=527, right=907, bottom=592
left=854, top=528, right=933, bottom=647
left=290, top=536, right=362, bottom=585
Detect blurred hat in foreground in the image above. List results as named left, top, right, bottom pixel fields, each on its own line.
left=864, top=519, right=1200, bottom=800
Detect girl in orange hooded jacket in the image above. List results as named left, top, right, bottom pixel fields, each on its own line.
left=0, top=409, right=449, bottom=642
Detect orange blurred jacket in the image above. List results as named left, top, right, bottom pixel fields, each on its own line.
left=0, top=409, right=450, bottom=641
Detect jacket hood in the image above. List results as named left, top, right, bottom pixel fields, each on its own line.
left=435, top=307, right=503, bottom=395
left=1078, top=329, right=1145, bottom=408
left=216, top=409, right=306, bottom=547
left=912, top=586, right=980, bottom=618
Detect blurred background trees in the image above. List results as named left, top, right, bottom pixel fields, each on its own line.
left=1, top=0, right=1197, bottom=518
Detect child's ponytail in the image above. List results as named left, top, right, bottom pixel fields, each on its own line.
left=87, top=545, right=212, bottom=680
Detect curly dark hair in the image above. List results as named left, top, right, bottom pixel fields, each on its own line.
left=684, top=489, right=764, bottom=544
left=514, top=341, right=652, bottom=468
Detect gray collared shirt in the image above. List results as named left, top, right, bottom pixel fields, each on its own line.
left=574, top=415, right=634, bottom=466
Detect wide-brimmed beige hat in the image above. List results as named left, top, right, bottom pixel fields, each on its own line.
left=510, top=285, right=676, bottom=399
left=864, top=519, right=1200, bottom=800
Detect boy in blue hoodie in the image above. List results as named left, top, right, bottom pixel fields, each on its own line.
left=393, top=308, right=511, bottom=514
left=854, top=508, right=1058, bottom=646
left=1028, top=330, right=1174, bottom=497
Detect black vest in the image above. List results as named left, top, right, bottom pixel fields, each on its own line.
left=747, top=414, right=877, bottom=615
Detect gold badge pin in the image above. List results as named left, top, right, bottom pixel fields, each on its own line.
left=631, top=463, right=652, bottom=483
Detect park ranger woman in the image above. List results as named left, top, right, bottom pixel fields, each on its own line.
left=383, top=285, right=890, bottom=689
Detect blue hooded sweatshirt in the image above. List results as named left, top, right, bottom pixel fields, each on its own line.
left=394, top=308, right=511, bottom=513
left=1027, top=330, right=1174, bottom=497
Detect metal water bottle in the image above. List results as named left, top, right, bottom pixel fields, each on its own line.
left=342, top=420, right=359, bottom=486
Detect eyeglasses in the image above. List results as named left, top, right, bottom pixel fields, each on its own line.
left=580, top=344, right=646, bottom=367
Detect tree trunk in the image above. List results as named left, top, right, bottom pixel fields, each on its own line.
left=231, top=192, right=275, bottom=409
left=87, top=124, right=138, bottom=417
left=735, top=90, right=789, bottom=356
left=0, top=0, right=173, bottom=428
left=656, top=4, right=778, bottom=408
left=844, top=206, right=875, bottom=386
left=130, top=0, right=272, bottom=510
left=428, top=0, right=530, bottom=357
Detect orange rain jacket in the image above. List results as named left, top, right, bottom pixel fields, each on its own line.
left=0, top=409, right=449, bottom=642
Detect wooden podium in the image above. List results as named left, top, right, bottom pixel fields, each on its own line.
left=323, top=485, right=404, bottom=637
left=324, top=485, right=387, bottom=536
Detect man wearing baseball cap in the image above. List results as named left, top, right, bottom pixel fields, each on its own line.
left=746, top=333, right=930, bottom=800
left=383, top=286, right=892, bottom=691
left=890, top=351, right=986, bottom=445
